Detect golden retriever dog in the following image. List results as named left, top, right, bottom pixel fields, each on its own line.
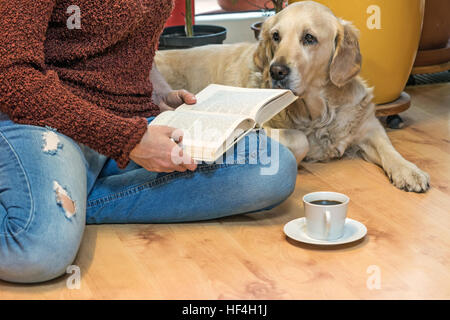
left=155, top=1, right=430, bottom=192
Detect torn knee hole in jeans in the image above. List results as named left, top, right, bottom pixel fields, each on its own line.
left=42, top=130, right=63, bottom=154
left=53, top=181, right=76, bottom=218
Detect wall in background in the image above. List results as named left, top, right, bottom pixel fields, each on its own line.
left=196, top=12, right=271, bottom=43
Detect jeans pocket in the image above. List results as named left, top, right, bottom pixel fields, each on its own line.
left=0, top=132, right=33, bottom=237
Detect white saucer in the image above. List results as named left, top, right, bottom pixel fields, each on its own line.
left=283, top=217, right=367, bottom=245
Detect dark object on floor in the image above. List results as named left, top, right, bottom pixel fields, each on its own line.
left=386, top=115, right=405, bottom=129
left=407, top=71, right=450, bottom=86
left=407, top=75, right=416, bottom=86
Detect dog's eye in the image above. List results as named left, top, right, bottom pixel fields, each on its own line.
left=303, top=33, right=317, bottom=45
left=272, top=32, right=280, bottom=42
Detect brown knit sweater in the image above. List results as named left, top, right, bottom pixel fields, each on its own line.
left=0, top=0, right=173, bottom=168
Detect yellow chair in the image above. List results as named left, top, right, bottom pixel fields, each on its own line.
left=289, top=0, right=425, bottom=115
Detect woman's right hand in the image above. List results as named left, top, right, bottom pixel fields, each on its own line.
left=129, top=125, right=197, bottom=172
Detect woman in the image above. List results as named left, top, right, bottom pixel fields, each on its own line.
left=0, top=0, right=297, bottom=283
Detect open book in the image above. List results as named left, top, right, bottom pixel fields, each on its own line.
left=149, top=84, right=297, bottom=161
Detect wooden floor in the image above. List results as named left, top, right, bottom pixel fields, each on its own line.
left=1, top=83, right=449, bottom=299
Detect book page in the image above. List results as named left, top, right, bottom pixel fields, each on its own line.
left=177, top=84, right=288, bottom=119
left=255, top=92, right=298, bottom=125
left=149, top=110, right=254, bottom=159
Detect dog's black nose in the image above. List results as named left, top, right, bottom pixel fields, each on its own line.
left=270, top=63, right=290, bottom=81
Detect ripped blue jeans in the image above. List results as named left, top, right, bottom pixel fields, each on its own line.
left=0, top=114, right=297, bottom=283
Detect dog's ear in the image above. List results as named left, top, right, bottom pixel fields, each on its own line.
left=253, top=16, right=275, bottom=71
left=329, top=20, right=362, bottom=87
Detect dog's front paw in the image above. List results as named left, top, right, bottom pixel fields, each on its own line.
left=387, top=162, right=430, bottom=193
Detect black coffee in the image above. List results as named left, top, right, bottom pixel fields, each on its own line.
left=310, top=200, right=343, bottom=206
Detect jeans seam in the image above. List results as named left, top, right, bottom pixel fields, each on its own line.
left=86, top=162, right=231, bottom=208
left=0, top=131, right=34, bottom=238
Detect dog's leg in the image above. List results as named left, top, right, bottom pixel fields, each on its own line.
left=264, top=127, right=309, bottom=166
left=358, top=117, right=430, bottom=192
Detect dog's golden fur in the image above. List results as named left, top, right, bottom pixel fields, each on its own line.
left=155, top=1, right=430, bottom=192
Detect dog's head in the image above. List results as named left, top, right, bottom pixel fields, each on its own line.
left=254, top=1, right=361, bottom=95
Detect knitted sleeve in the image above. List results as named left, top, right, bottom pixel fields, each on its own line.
left=0, top=0, right=149, bottom=169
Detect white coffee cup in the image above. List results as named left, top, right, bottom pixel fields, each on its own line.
left=302, top=191, right=349, bottom=241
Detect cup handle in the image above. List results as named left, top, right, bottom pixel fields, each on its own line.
left=325, top=210, right=331, bottom=238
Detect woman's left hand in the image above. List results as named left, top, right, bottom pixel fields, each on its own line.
left=154, top=89, right=197, bottom=112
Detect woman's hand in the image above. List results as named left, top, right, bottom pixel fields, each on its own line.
left=153, top=89, right=197, bottom=112
left=150, top=64, right=197, bottom=112
left=129, top=125, right=197, bottom=172
left=150, top=64, right=196, bottom=111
